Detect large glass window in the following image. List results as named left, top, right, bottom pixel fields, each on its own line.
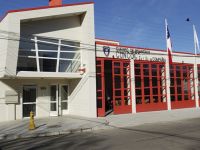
left=17, top=36, right=81, bottom=73
left=170, top=63, right=195, bottom=102
left=135, top=61, right=167, bottom=105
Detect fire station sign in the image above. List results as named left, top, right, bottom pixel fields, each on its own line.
left=101, top=46, right=166, bottom=62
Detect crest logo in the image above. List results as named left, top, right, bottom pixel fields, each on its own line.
left=103, top=46, right=110, bottom=57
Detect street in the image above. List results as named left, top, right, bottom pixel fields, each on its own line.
left=1, top=118, right=200, bottom=150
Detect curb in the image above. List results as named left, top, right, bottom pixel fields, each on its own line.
left=0, top=126, right=108, bottom=141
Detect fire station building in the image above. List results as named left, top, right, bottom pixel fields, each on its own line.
left=0, top=0, right=199, bottom=122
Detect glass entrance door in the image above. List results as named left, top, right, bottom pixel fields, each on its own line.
left=60, top=85, right=68, bottom=115
left=50, top=85, right=58, bottom=116
left=23, top=85, right=36, bottom=117
left=50, top=85, right=68, bottom=116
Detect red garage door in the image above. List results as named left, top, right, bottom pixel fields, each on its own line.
left=112, top=60, right=132, bottom=114
left=135, top=60, right=168, bottom=112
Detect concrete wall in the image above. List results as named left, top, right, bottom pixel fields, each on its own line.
left=0, top=79, right=71, bottom=122
left=0, top=16, right=9, bottom=77
left=69, top=4, right=96, bottom=118
left=20, top=15, right=82, bottom=41
left=0, top=3, right=97, bottom=122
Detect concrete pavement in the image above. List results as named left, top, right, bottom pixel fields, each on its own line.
left=1, top=108, right=200, bottom=140
left=1, top=117, right=200, bottom=150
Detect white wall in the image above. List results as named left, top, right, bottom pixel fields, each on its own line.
left=0, top=3, right=97, bottom=121
left=0, top=79, right=71, bottom=122
left=69, top=4, right=96, bottom=118
left=0, top=17, right=9, bottom=77
left=21, top=15, right=82, bottom=41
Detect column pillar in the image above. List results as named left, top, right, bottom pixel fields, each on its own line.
left=130, top=59, right=136, bottom=113
left=166, top=58, right=171, bottom=110
left=194, top=59, right=199, bottom=108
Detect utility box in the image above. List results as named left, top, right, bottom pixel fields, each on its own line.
left=5, top=90, right=18, bottom=104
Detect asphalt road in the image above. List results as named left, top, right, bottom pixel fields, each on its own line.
left=1, top=118, right=200, bottom=150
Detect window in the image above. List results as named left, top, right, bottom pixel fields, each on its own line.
left=17, top=36, right=81, bottom=73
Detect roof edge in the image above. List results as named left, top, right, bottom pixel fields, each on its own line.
left=0, top=1, right=94, bottom=22
left=96, top=41, right=195, bottom=55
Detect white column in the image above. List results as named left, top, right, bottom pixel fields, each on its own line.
left=194, top=57, right=199, bottom=108
left=130, top=59, right=136, bottom=113
left=34, top=36, right=40, bottom=72
left=56, top=39, right=61, bottom=72
left=166, top=58, right=171, bottom=110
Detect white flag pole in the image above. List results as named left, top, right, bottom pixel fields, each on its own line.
left=193, top=24, right=200, bottom=55
left=192, top=24, right=199, bottom=107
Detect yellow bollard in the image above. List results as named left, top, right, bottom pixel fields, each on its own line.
left=29, top=111, right=36, bottom=130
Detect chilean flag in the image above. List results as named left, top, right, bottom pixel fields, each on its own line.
left=165, top=19, right=173, bottom=65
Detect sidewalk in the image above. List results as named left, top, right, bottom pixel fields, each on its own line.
left=1, top=108, right=200, bottom=140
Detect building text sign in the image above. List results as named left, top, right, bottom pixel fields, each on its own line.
left=102, top=46, right=166, bottom=62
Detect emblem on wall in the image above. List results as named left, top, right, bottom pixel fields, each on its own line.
left=103, top=46, right=110, bottom=57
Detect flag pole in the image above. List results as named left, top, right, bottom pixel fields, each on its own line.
left=165, top=18, right=172, bottom=110
left=193, top=24, right=199, bottom=107
left=187, top=18, right=200, bottom=107
left=193, top=24, right=197, bottom=55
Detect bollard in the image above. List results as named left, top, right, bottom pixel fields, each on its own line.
left=29, top=111, right=36, bottom=130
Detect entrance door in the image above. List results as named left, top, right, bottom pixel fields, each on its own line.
left=50, top=85, right=58, bottom=116
left=23, top=85, right=36, bottom=117
left=96, top=58, right=105, bottom=117
left=60, top=85, right=69, bottom=115
left=112, top=60, right=132, bottom=114
left=50, top=85, right=69, bottom=116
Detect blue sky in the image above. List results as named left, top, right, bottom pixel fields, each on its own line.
left=0, top=0, right=200, bottom=53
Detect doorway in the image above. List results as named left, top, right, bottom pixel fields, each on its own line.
left=50, top=84, right=69, bottom=116
left=23, top=85, right=37, bottom=117
left=96, top=58, right=132, bottom=117
left=104, top=60, right=113, bottom=115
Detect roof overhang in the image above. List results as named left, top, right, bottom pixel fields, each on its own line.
left=16, top=71, right=82, bottom=79
left=0, top=1, right=94, bottom=23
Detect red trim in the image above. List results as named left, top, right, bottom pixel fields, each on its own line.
left=171, top=100, right=196, bottom=109
left=96, top=42, right=195, bottom=55
left=0, top=1, right=94, bottom=22
left=95, top=38, right=120, bottom=43
left=96, top=41, right=119, bottom=47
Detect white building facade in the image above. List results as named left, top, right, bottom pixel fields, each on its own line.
left=0, top=1, right=96, bottom=122
left=0, top=0, right=199, bottom=122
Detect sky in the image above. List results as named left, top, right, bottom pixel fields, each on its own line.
left=0, top=0, right=200, bottom=53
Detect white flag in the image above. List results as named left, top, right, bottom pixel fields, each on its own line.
left=193, top=24, right=200, bottom=54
